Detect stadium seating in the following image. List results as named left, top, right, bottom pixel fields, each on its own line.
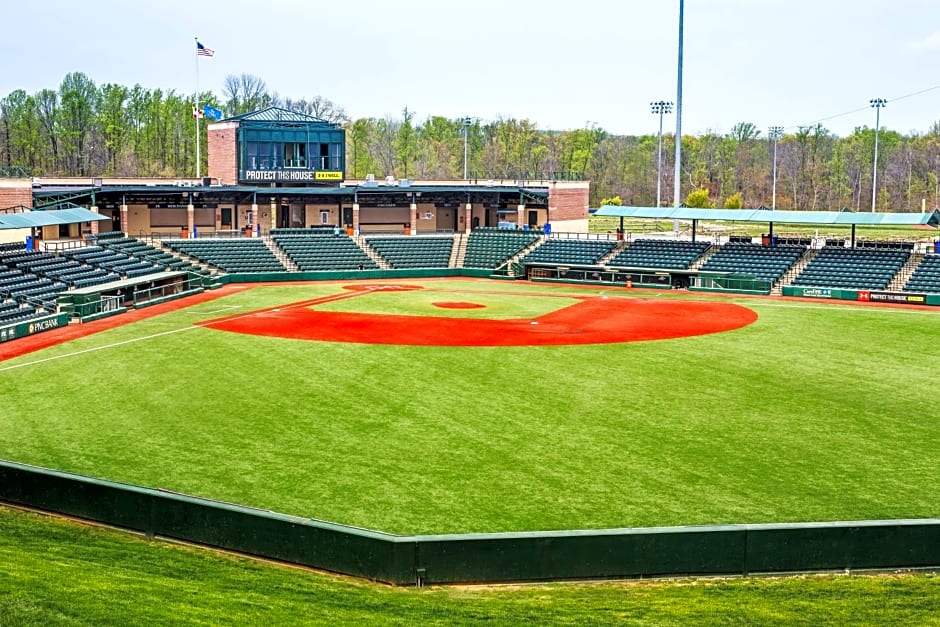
left=0, top=302, right=38, bottom=325
left=903, top=255, right=940, bottom=294
left=699, top=243, right=806, bottom=284
left=97, top=236, right=198, bottom=272
left=791, top=246, right=909, bottom=290
left=519, top=239, right=617, bottom=266
left=366, top=237, right=453, bottom=268
left=272, top=233, right=377, bottom=271
left=164, top=239, right=286, bottom=273
left=60, top=246, right=164, bottom=280
left=607, top=239, right=710, bottom=270
left=463, top=227, right=541, bottom=269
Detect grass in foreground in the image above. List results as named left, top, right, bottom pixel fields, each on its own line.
left=1, top=280, right=939, bottom=534
left=1, top=506, right=938, bottom=626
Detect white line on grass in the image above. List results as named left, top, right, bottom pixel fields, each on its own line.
left=0, top=290, right=365, bottom=373
left=0, top=325, right=202, bottom=373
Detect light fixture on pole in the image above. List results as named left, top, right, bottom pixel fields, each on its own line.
left=768, top=126, right=784, bottom=210
left=462, top=116, right=472, bottom=180
left=870, top=98, right=887, bottom=212
left=673, top=0, right=684, bottom=211
left=651, top=101, right=673, bottom=207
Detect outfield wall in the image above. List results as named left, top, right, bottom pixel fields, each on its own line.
left=2, top=460, right=938, bottom=585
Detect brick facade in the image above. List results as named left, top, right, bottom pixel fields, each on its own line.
left=0, top=180, right=33, bottom=209
left=548, top=183, right=589, bottom=222
left=207, top=122, right=239, bottom=185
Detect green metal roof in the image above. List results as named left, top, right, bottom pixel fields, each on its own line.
left=32, top=184, right=549, bottom=200
left=592, top=206, right=940, bottom=227
left=220, top=106, right=331, bottom=124
left=0, top=207, right=109, bottom=230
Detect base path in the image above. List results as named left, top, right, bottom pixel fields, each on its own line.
left=203, top=291, right=758, bottom=347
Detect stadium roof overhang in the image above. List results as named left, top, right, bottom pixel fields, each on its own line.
left=32, top=184, right=550, bottom=205
left=591, top=205, right=940, bottom=228
left=0, top=205, right=109, bottom=230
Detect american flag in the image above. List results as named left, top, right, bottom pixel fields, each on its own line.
left=196, top=41, right=214, bottom=57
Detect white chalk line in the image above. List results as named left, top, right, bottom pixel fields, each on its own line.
left=0, top=325, right=202, bottom=373
left=0, top=290, right=368, bottom=374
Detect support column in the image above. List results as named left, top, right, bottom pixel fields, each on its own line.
left=90, top=205, right=100, bottom=237
left=465, top=203, right=473, bottom=233
left=409, top=202, right=418, bottom=235
left=251, top=203, right=259, bottom=237
left=352, top=203, right=360, bottom=235
left=120, top=203, right=129, bottom=235
left=187, top=202, right=195, bottom=238
left=270, top=198, right=277, bottom=234
left=517, top=203, right=526, bottom=229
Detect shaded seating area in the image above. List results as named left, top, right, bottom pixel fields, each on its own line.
left=366, top=237, right=453, bottom=268
left=607, top=239, right=710, bottom=270
left=463, top=227, right=541, bottom=269
left=271, top=233, right=376, bottom=271
left=792, top=246, right=909, bottom=290
left=520, top=239, right=616, bottom=266
left=164, top=239, right=286, bottom=273
left=904, top=255, right=940, bottom=294
left=699, top=243, right=806, bottom=284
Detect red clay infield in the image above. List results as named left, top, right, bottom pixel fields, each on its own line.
left=201, top=286, right=758, bottom=347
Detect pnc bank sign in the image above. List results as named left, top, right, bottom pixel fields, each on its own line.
left=241, top=170, right=344, bottom=183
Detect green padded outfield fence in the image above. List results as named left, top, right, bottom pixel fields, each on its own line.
left=1, top=460, right=938, bottom=586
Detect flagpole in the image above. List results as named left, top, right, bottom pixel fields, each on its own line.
left=194, top=36, right=201, bottom=180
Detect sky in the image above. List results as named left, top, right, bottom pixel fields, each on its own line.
left=2, top=0, right=940, bottom=137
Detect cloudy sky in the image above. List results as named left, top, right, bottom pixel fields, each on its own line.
left=3, top=0, right=940, bottom=137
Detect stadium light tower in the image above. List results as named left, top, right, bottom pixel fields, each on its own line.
left=769, top=126, right=784, bottom=210
left=462, top=116, right=472, bottom=180
left=651, top=101, right=674, bottom=207
left=870, top=98, right=887, bottom=212
left=673, top=0, right=684, bottom=211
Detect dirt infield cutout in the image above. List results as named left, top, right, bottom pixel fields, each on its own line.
left=203, top=285, right=758, bottom=347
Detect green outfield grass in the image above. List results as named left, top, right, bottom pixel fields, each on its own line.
left=1, top=280, right=938, bottom=535
left=2, top=507, right=938, bottom=626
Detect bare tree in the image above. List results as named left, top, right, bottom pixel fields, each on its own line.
left=222, top=74, right=271, bottom=116
left=282, top=96, right=349, bottom=124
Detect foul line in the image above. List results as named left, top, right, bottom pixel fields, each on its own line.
left=0, top=325, right=202, bottom=373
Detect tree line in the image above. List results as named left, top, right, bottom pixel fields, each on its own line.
left=3, top=72, right=940, bottom=211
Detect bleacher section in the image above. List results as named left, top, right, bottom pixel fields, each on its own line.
left=904, top=255, right=940, bottom=294
left=607, top=239, right=710, bottom=270
left=272, top=233, right=377, bottom=271
left=0, top=251, right=68, bottom=305
left=792, top=246, right=909, bottom=290
left=164, top=239, right=286, bottom=273
left=699, top=243, right=806, bottom=284
left=366, top=237, right=453, bottom=268
left=520, top=239, right=617, bottom=266
left=59, top=246, right=161, bottom=281
left=96, top=233, right=197, bottom=273
left=463, top=228, right=541, bottom=269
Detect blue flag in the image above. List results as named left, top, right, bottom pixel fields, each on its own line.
left=203, top=105, right=223, bottom=120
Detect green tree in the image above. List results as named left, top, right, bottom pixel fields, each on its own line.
left=685, top=188, right=714, bottom=208
left=724, top=192, right=744, bottom=209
